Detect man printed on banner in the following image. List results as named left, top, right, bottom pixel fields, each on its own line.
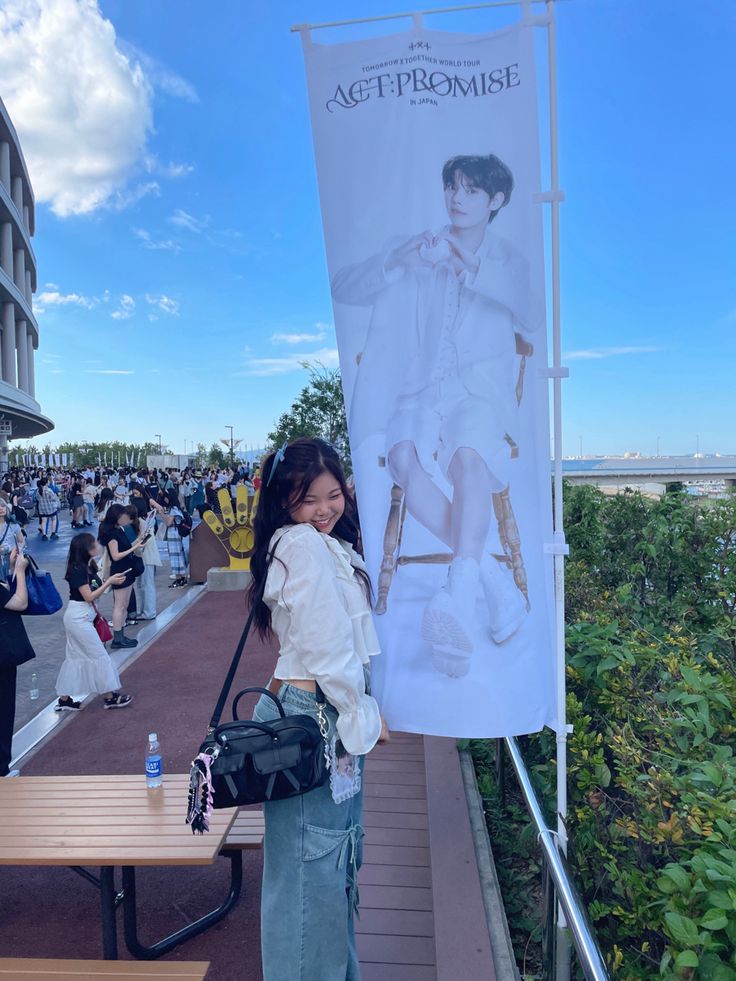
left=331, top=152, right=543, bottom=680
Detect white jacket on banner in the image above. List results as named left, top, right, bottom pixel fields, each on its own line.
left=264, top=523, right=382, bottom=756
left=332, top=226, right=544, bottom=450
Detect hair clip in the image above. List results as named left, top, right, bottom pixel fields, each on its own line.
left=266, top=441, right=288, bottom=487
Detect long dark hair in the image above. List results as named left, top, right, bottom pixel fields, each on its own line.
left=98, top=503, right=126, bottom=544
left=247, top=438, right=369, bottom=638
left=65, top=533, right=98, bottom=582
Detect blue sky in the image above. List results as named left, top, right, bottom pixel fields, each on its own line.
left=3, top=0, right=734, bottom=457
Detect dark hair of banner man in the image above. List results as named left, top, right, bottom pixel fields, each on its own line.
left=442, top=153, right=514, bottom=222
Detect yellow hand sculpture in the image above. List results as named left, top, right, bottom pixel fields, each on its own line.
left=202, top=486, right=257, bottom=570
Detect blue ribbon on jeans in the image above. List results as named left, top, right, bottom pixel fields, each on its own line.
left=337, top=823, right=365, bottom=917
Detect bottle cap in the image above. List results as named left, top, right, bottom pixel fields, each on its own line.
left=148, top=732, right=157, bottom=741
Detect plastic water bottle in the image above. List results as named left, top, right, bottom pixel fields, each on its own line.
left=146, top=733, right=162, bottom=788
left=29, top=672, right=39, bottom=700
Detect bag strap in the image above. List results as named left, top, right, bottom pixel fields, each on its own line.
left=207, top=535, right=327, bottom=734
left=207, top=537, right=280, bottom=733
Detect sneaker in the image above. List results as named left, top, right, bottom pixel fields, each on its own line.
left=50, top=533, right=59, bottom=540
left=480, top=554, right=528, bottom=644
left=421, top=588, right=474, bottom=678
left=104, top=693, right=133, bottom=709
left=54, top=697, right=81, bottom=712
left=40, top=534, right=48, bottom=541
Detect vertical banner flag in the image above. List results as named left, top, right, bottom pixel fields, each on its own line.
left=302, top=19, right=556, bottom=737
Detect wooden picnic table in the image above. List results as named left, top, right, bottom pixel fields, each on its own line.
left=0, top=775, right=240, bottom=961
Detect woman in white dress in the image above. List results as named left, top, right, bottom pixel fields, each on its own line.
left=55, top=533, right=133, bottom=711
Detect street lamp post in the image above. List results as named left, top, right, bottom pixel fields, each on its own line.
left=226, top=426, right=235, bottom=468
left=155, top=434, right=162, bottom=453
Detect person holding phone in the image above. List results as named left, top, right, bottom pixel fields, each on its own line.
left=125, top=505, right=160, bottom=621
left=55, top=534, right=132, bottom=711
left=97, top=504, right=145, bottom=649
left=149, top=491, right=188, bottom=587
left=0, top=548, right=35, bottom=775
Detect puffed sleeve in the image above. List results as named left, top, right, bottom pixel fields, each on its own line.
left=274, top=526, right=382, bottom=756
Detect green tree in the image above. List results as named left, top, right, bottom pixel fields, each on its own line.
left=207, top=443, right=228, bottom=468
left=266, top=362, right=351, bottom=472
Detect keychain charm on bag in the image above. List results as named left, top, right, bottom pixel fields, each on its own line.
left=315, top=698, right=361, bottom=804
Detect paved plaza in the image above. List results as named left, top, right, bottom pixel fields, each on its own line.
left=13, top=509, right=196, bottom=732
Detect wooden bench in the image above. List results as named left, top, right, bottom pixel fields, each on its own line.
left=0, top=959, right=209, bottom=978
left=220, top=808, right=265, bottom=852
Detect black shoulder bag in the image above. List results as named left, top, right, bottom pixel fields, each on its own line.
left=186, top=541, right=330, bottom=834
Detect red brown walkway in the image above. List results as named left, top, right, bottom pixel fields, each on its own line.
left=0, top=590, right=496, bottom=980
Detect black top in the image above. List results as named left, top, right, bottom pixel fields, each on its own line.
left=100, top=527, right=132, bottom=573
left=0, top=584, right=36, bottom=668
left=67, top=563, right=100, bottom=602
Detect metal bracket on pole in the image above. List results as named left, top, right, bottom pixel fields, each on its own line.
left=522, top=10, right=553, bottom=27
left=544, top=541, right=569, bottom=556
left=540, top=366, right=569, bottom=379
left=533, top=189, right=565, bottom=204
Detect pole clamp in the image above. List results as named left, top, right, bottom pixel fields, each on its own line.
left=533, top=190, right=566, bottom=204
left=544, top=541, right=569, bottom=556
left=539, top=366, right=570, bottom=379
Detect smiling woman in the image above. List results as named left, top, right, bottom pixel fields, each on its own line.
left=245, top=436, right=389, bottom=981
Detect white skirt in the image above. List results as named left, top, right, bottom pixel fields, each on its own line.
left=57, top=601, right=121, bottom=696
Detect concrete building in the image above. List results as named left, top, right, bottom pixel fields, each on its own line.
left=0, top=96, right=53, bottom=469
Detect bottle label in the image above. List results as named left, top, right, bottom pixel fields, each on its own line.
left=146, top=755, right=162, bottom=777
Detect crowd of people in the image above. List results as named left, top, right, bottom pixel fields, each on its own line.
left=0, top=458, right=262, bottom=770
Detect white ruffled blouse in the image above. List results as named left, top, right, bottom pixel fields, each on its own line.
left=264, top=523, right=382, bottom=756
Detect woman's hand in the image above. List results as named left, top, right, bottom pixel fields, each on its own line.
left=377, top=716, right=391, bottom=746
left=107, top=572, right=127, bottom=587
left=131, top=539, right=146, bottom=552
left=10, top=549, right=28, bottom=574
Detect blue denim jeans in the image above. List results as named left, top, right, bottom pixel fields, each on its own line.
left=253, top=682, right=364, bottom=981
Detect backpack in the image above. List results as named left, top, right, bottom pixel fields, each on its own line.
left=177, top=512, right=193, bottom=538
left=19, top=489, right=35, bottom=510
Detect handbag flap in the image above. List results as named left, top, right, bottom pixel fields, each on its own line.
left=252, top=742, right=302, bottom=775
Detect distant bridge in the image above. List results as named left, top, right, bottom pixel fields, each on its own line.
left=561, top=456, right=736, bottom=492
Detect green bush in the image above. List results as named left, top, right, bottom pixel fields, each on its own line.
left=474, top=487, right=736, bottom=979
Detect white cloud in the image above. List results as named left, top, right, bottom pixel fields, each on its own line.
left=169, top=209, right=208, bottom=233
left=110, top=180, right=160, bottom=211
left=133, top=227, right=181, bottom=252
left=111, top=294, right=135, bottom=320
left=271, top=330, right=328, bottom=345
left=143, top=155, right=194, bottom=180
left=85, top=369, right=135, bottom=375
left=35, top=289, right=95, bottom=313
left=564, top=346, right=662, bottom=361
left=145, top=293, right=179, bottom=315
left=241, top=348, right=340, bottom=377
left=121, top=45, right=199, bottom=103
left=0, top=1, right=196, bottom=217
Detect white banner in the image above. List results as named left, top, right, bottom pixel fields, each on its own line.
left=302, top=20, right=556, bottom=737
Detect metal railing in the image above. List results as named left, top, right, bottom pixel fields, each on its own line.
left=497, top=737, right=610, bottom=981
